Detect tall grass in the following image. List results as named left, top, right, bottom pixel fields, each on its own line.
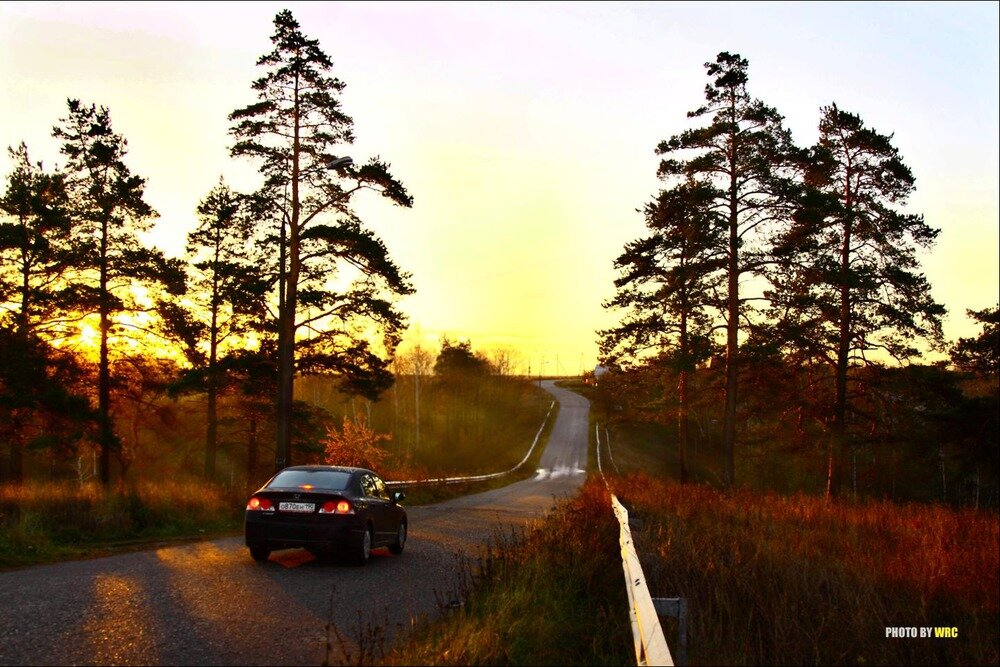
left=0, top=480, right=242, bottom=567
left=615, top=473, right=999, bottom=665
left=385, top=478, right=633, bottom=666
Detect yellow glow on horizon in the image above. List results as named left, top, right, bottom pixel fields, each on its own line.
left=1, top=3, right=997, bottom=375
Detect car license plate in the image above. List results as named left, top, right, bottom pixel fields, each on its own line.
left=278, top=502, right=315, bottom=513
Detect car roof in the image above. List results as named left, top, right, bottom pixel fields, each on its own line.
left=279, top=465, right=373, bottom=475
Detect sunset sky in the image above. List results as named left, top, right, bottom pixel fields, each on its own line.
left=2, top=1, right=997, bottom=375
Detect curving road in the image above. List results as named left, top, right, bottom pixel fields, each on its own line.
left=0, top=381, right=589, bottom=666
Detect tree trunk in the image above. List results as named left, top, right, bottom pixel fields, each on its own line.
left=206, top=369, right=218, bottom=479
left=246, top=412, right=258, bottom=495
left=722, top=104, right=739, bottom=488
left=830, top=171, right=855, bottom=498
left=414, top=372, right=420, bottom=451
left=678, top=368, right=689, bottom=483
left=98, top=212, right=113, bottom=486
left=275, top=68, right=302, bottom=473
left=677, top=300, right=689, bottom=484
left=205, top=268, right=220, bottom=479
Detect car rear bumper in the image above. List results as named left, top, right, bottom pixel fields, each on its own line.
left=245, top=512, right=365, bottom=551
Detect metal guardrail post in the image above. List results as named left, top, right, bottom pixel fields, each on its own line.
left=652, top=597, right=688, bottom=667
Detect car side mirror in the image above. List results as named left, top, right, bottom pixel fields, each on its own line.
left=392, top=491, right=406, bottom=504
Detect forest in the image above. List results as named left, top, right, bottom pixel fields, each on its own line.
left=597, top=52, right=999, bottom=507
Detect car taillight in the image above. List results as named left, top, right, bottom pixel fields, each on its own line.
left=318, top=499, right=353, bottom=514
left=246, top=496, right=273, bottom=511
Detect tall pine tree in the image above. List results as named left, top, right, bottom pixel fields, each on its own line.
left=656, top=53, right=798, bottom=485
left=600, top=181, right=726, bottom=481
left=0, top=143, right=74, bottom=341
left=54, top=99, right=185, bottom=484
left=229, top=11, right=413, bottom=471
left=161, top=178, right=265, bottom=479
left=0, top=143, right=94, bottom=482
left=771, top=103, right=945, bottom=495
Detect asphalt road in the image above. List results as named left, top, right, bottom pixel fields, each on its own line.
left=0, top=380, right=590, bottom=666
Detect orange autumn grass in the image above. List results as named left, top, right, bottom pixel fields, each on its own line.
left=0, top=480, right=243, bottom=567
left=614, top=473, right=999, bottom=665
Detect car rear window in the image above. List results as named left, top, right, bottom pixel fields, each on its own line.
left=267, top=469, right=352, bottom=490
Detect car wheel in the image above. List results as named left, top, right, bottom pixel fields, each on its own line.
left=352, top=525, right=373, bottom=566
left=249, top=545, right=271, bottom=562
left=389, top=520, right=407, bottom=555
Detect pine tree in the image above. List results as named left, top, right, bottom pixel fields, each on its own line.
left=951, top=305, right=999, bottom=375
left=655, top=53, right=798, bottom=485
left=600, top=181, right=726, bottom=481
left=53, top=99, right=185, bottom=484
left=0, top=143, right=94, bottom=481
left=229, top=11, right=413, bottom=471
left=771, top=103, right=945, bottom=495
left=165, top=178, right=265, bottom=479
left=0, top=142, right=75, bottom=339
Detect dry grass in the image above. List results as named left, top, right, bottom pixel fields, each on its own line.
left=614, top=473, right=1000, bottom=665
left=0, top=480, right=242, bottom=567
left=385, top=478, right=633, bottom=666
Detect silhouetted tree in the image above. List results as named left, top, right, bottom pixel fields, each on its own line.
left=434, top=338, right=491, bottom=384
left=0, top=144, right=90, bottom=481
left=951, top=305, right=999, bottom=375
left=433, top=338, right=491, bottom=444
left=229, top=10, right=413, bottom=471
left=163, top=178, right=265, bottom=479
left=601, top=181, right=726, bottom=481
left=0, top=327, right=96, bottom=482
left=655, top=52, right=799, bottom=485
left=771, top=103, right=944, bottom=495
left=0, top=143, right=75, bottom=340
left=53, top=99, right=185, bottom=484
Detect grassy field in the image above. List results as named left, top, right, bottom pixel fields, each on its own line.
left=384, top=478, right=633, bottom=666
left=613, top=472, right=999, bottom=665
left=585, top=388, right=1000, bottom=666
left=562, top=379, right=1000, bottom=665
left=388, top=400, right=558, bottom=506
left=0, top=480, right=244, bottom=568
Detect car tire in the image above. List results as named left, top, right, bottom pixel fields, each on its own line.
left=389, top=520, right=407, bottom=555
left=352, top=525, right=373, bottom=566
left=249, top=545, right=271, bottom=562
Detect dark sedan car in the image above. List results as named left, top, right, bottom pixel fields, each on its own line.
left=245, top=465, right=407, bottom=565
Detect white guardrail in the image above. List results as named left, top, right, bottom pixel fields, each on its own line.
left=597, top=425, right=674, bottom=667
left=385, top=401, right=555, bottom=487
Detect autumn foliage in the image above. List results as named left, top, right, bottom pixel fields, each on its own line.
left=322, top=419, right=391, bottom=471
